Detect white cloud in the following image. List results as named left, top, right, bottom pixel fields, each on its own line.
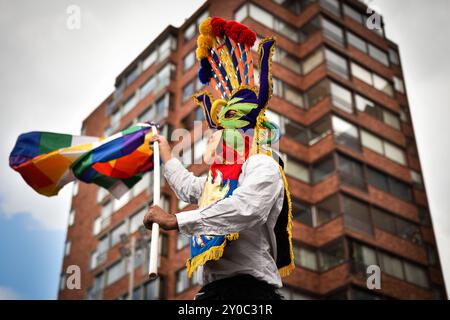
left=0, top=286, right=21, bottom=300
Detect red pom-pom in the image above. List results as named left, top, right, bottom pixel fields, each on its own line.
left=229, top=23, right=246, bottom=42
left=238, top=29, right=257, bottom=47
left=224, top=21, right=238, bottom=38
left=211, top=17, right=227, bottom=37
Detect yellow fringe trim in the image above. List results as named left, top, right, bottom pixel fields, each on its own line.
left=277, top=165, right=296, bottom=277
left=186, top=239, right=227, bottom=278
left=226, top=233, right=239, bottom=241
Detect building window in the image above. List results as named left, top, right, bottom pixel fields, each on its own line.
left=274, top=48, right=302, bottom=74
left=302, top=49, right=324, bottom=74
left=325, top=48, right=348, bottom=79
left=295, top=245, right=318, bottom=271
left=106, top=259, right=127, bottom=286
left=284, top=156, right=310, bottom=183
left=140, top=64, right=174, bottom=99
left=299, top=15, right=321, bottom=42
left=101, top=201, right=113, bottom=229
left=130, top=207, right=147, bottom=234
left=320, top=0, right=340, bottom=16
left=177, top=233, right=190, bottom=250
left=182, top=81, right=195, bottom=102
left=355, top=94, right=400, bottom=130
left=183, top=51, right=196, bottom=71
left=125, top=66, right=139, bottom=86
left=176, top=268, right=190, bottom=294
left=338, top=154, right=365, bottom=190
left=351, top=62, right=393, bottom=97
left=393, top=76, right=405, bottom=93
left=312, top=154, right=335, bottom=184
left=343, top=4, right=363, bottom=23
left=343, top=195, right=373, bottom=235
left=319, top=239, right=345, bottom=271
left=184, top=10, right=208, bottom=42
left=404, top=262, right=429, bottom=288
left=273, top=77, right=304, bottom=108
left=292, top=199, right=313, bottom=226
left=110, top=222, right=127, bottom=247
left=367, top=167, right=413, bottom=202
left=368, top=44, right=389, bottom=66
left=347, top=31, right=367, bottom=52
left=322, top=18, right=344, bottom=46
left=330, top=81, right=353, bottom=113
left=305, top=79, right=329, bottom=108
left=97, top=187, right=107, bottom=203
left=411, top=170, right=423, bottom=188
left=389, top=48, right=400, bottom=65
left=332, top=116, right=360, bottom=151
left=142, top=36, right=176, bottom=70
left=68, top=209, right=75, bottom=227
left=316, top=194, right=340, bottom=226
left=64, top=240, right=71, bottom=256
left=378, top=252, right=404, bottom=279
left=351, top=241, right=377, bottom=272
left=236, top=3, right=298, bottom=42
left=144, top=278, right=163, bottom=300
left=122, top=93, right=138, bottom=116
left=361, top=130, right=406, bottom=165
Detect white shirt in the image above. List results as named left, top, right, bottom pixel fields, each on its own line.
left=164, top=154, right=285, bottom=288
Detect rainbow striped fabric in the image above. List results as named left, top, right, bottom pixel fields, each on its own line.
left=9, top=123, right=156, bottom=198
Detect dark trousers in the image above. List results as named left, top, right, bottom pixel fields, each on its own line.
left=195, top=274, right=284, bottom=300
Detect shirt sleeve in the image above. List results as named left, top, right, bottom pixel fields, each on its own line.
left=176, top=154, right=284, bottom=236
left=164, top=157, right=207, bottom=204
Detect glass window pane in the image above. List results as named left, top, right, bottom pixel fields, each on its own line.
left=298, top=246, right=318, bottom=270
left=373, top=74, right=393, bottom=96
left=319, top=240, right=345, bottom=271
left=352, top=242, right=377, bottom=266
left=325, top=49, right=348, bottom=79
left=338, top=154, right=365, bottom=189
left=182, top=81, right=195, bottom=102
left=107, top=259, right=126, bottom=285
left=284, top=119, right=309, bottom=145
left=396, top=218, right=422, bottom=244
left=184, top=23, right=196, bottom=41
left=285, top=157, right=310, bottom=183
left=249, top=4, right=273, bottom=27
left=183, top=51, right=195, bottom=71
left=368, top=44, right=389, bottom=66
left=372, top=207, right=396, bottom=234
left=383, top=110, right=401, bottom=130
left=330, top=82, right=352, bottom=113
left=309, top=116, right=332, bottom=145
left=343, top=196, right=373, bottom=235
left=302, top=49, right=324, bottom=74
left=361, top=130, right=383, bottom=154
left=293, top=199, right=313, bottom=226
left=367, top=167, right=389, bottom=192
left=379, top=253, right=404, bottom=279
left=320, top=0, right=340, bottom=16
left=316, top=194, right=340, bottom=226
left=389, top=177, right=412, bottom=202
left=111, top=222, right=127, bottom=247
left=389, top=48, right=400, bottom=65
left=299, top=16, right=321, bottom=41
left=312, top=155, right=335, bottom=184
left=332, top=116, right=360, bottom=151
left=394, top=76, right=405, bottom=93
left=351, top=63, right=372, bottom=84
left=404, top=262, right=429, bottom=288
left=306, top=80, right=329, bottom=107
left=284, top=84, right=304, bottom=108
left=130, top=207, right=147, bottom=233
left=343, top=4, right=363, bottom=23
left=322, top=18, right=344, bottom=46
left=384, top=142, right=406, bottom=165
left=235, top=4, right=248, bottom=22
left=347, top=32, right=367, bottom=52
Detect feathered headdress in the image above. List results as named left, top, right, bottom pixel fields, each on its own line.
left=193, top=17, right=278, bottom=138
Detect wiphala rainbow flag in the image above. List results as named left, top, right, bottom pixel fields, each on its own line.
left=9, top=123, right=157, bottom=198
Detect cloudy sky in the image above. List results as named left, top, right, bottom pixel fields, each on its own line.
left=0, top=0, right=448, bottom=299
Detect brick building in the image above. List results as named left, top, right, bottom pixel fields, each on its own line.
left=58, top=0, right=447, bottom=300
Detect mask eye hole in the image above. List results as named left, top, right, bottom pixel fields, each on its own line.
left=224, top=109, right=237, bottom=119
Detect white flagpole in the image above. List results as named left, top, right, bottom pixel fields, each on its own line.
left=148, top=125, right=160, bottom=280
